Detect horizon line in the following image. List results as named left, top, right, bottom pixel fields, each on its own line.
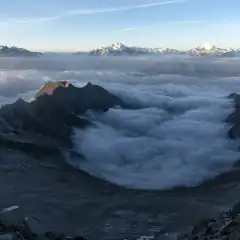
left=3, top=42, right=237, bottom=53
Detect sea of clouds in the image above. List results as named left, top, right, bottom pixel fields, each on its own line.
left=1, top=55, right=240, bottom=190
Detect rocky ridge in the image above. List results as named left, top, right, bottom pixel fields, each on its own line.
left=178, top=207, right=240, bottom=240
left=0, top=82, right=128, bottom=155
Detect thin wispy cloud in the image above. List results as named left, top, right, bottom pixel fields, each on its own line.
left=68, top=0, right=186, bottom=15
left=1, top=0, right=187, bottom=25
left=113, top=20, right=240, bottom=35
left=113, top=27, right=136, bottom=33
left=164, top=20, right=207, bottom=25
left=0, top=16, right=62, bottom=25
left=114, top=20, right=207, bottom=33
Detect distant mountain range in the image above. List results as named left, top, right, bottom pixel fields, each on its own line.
left=0, top=46, right=42, bottom=57
left=0, top=43, right=239, bottom=57
left=88, top=42, right=180, bottom=56
left=76, top=42, right=240, bottom=57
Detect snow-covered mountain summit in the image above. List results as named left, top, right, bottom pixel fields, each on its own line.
left=109, top=42, right=128, bottom=51
left=89, top=42, right=179, bottom=56
left=189, top=43, right=235, bottom=56
left=74, top=42, right=240, bottom=57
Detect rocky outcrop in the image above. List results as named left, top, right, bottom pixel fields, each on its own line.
left=0, top=217, right=87, bottom=240
left=0, top=82, right=128, bottom=155
left=178, top=208, right=240, bottom=240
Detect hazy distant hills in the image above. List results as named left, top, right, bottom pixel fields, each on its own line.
left=0, top=45, right=43, bottom=57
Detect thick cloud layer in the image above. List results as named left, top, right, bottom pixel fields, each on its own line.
left=1, top=55, right=240, bottom=190
left=72, top=84, right=240, bottom=190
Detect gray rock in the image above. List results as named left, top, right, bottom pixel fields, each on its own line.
left=23, top=217, right=43, bottom=235
left=0, top=233, right=16, bottom=240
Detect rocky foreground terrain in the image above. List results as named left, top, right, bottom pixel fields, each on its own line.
left=1, top=205, right=240, bottom=240
left=178, top=205, right=240, bottom=240
left=0, top=214, right=87, bottom=240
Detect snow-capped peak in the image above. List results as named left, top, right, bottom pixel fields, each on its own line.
left=108, top=42, right=127, bottom=50
left=199, top=43, right=214, bottom=51
left=89, top=42, right=179, bottom=56
left=111, top=42, right=124, bottom=48
left=87, top=42, right=239, bottom=57
left=188, top=43, right=236, bottom=57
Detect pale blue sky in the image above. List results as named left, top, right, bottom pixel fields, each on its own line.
left=0, top=0, right=239, bottom=52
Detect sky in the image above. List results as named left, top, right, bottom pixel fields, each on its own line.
left=0, top=0, right=239, bottom=52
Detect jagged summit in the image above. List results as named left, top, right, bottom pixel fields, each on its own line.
left=108, top=42, right=127, bottom=50
left=198, top=43, right=215, bottom=50
left=89, top=42, right=179, bottom=56
left=0, top=82, right=129, bottom=154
